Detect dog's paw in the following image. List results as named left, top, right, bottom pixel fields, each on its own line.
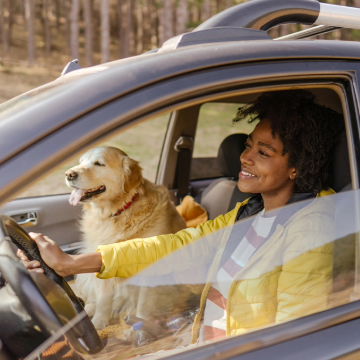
left=91, top=314, right=110, bottom=330
left=84, top=303, right=96, bottom=317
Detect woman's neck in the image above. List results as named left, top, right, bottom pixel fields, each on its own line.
left=262, top=187, right=295, bottom=213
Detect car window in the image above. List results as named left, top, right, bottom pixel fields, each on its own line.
left=26, top=191, right=358, bottom=359
left=191, top=102, right=257, bottom=180
left=16, top=113, right=170, bottom=198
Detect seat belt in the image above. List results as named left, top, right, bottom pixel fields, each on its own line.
left=174, top=136, right=193, bottom=201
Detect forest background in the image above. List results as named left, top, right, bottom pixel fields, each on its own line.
left=0, top=0, right=359, bottom=103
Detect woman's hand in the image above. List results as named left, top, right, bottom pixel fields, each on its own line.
left=16, top=232, right=102, bottom=277
left=17, top=250, right=44, bottom=273
left=17, top=232, right=72, bottom=277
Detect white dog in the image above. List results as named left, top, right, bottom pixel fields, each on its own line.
left=65, top=146, right=186, bottom=330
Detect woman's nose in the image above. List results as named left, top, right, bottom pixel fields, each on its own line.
left=240, top=149, right=254, bottom=166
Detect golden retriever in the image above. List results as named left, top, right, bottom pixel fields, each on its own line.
left=65, top=146, right=186, bottom=330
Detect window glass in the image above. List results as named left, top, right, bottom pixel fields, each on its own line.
left=191, top=102, right=256, bottom=179
left=29, top=191, right=358, bottom=359
left=17, top=114, right=170, bottom=198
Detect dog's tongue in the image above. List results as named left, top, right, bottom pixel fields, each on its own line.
left=69, top=188, right=84, bottom=206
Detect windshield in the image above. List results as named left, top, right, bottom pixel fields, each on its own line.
left=23, top=190, right=359, bottom=359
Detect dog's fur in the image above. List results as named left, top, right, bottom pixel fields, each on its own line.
left=65, top=146, right=186, bottom=329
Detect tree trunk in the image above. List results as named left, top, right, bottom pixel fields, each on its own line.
left=142, top=0, right=151, bottom=50
left=83, top=0, right=93, bottom=65
left=159, top=0, right=173, bottom=45
left=119, top=0, right=133, bottom=57
left=118, top=0, right=129, bottom=58
left=5, top=0, right=14, bottom=46
left=136, top=0, right=143, bottom=54
left=64, top=0, right=72, bottom=52
left=225, top=0, right=233, bottom=10
left=44, top=0, right=51, bottom=56
left=176, top=0, right=188, bottom=35
left=54, top=0, right=61, bottom=29
left=128, top=0, right=134, bottom=56
left=101, top=0, right=110, bottom=62
left=25, top=0, right=36, bottom=63
left=20, top=0, right=25, bottom=16
left=148, top=0, right=158, bottom=48
left=0, top=0, right=9, bottom=54
left=118, top=0, right=123, bottom=57
left=201, top=0, right=211, bottom=22
left=70, top=0, right=79, bottom=60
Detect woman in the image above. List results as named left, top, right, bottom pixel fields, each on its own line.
left=19, top=89, right=344, bottom=343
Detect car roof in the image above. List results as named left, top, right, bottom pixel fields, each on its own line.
left=0, top=39, right=359, bottom=166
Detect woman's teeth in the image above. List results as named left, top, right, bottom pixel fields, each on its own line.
left=242, top=171, right=256, bottom=177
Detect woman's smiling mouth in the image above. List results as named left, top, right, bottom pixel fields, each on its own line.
left=239, top=170, right=257, bottom=179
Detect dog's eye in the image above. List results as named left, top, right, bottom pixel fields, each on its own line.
left=94, top=161, right=105, bottom=166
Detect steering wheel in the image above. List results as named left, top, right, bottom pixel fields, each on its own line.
left=0, top=215, right=104, bottom=355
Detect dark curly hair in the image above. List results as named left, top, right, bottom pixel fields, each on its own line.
left=233, top=90, right=345, bottom=194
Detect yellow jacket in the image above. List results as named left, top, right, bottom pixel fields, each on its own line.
left=96, top=189, right=335, bottom=342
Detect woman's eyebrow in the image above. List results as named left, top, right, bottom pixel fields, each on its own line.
left=258, top=141, right=277, bottom=153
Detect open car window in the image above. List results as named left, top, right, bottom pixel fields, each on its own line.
left=191, top=102, right=256, bottom=180
left=15, top=112, right=170, bottom=198
left=24, top=190, right=359, bottom=360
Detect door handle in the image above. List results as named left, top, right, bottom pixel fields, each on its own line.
left=11, top=212, right=38, bottom=227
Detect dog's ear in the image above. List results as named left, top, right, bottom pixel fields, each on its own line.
left=122, top=157, right=143, bottom=194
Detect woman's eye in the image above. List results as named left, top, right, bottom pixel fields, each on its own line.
left=259, top=150, right=269, bottom=157
left=94, top=161, right=105, bottom=166
left=244, top=142, right=251, bottom=148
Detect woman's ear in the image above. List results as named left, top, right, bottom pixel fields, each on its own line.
left=290, top=168, right=297, bottom=180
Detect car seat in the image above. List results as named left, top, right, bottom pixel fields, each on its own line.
left=197, top=133, right=252, bottom=220
left=331, top=130, right=353, bottom=301
left=331, top=130, right=351, bottom=192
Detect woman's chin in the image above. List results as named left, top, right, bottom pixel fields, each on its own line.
left=237, top=180, right=258, bottom=194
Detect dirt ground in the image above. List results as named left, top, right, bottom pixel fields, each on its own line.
left=0, top=64, right=59, bottom=104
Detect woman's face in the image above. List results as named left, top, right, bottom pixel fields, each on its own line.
left=238, top=118, right=297, bottom=199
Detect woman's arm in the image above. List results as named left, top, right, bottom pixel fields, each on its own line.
left=18, top=206, right=239, bottom=278
left=96, top=208, right=239, bottom=279
left=17, top=232, right=102, bottom=277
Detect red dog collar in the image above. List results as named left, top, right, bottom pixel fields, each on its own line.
left=113, top=194, right=138, bottom=217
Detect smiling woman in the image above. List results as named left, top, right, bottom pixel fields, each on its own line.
left=234, top=90, right=345, bottom=196
left=238, top=119, right=297, bottom=212
left=235, top=90, right=344, bottom=212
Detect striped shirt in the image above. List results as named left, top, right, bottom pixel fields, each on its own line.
left=199, top=209, right=276, bottom=343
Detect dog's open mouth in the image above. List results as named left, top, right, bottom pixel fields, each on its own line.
left=69, top=186, right=106, bottom=206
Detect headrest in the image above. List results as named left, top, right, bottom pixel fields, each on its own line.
left=331, top=130, right=351, bottom=192
left=217, top=133, right=248, bottom=178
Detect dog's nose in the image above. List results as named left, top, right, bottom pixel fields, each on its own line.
left=66, top=170, right=78, bottom=181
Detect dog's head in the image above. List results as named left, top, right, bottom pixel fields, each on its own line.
left=65, top=146, right=143, bottom=206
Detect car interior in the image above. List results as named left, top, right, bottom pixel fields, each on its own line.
left=0, top=85, right=352, bottom=244
left=188, top=87, right=351, bottom=215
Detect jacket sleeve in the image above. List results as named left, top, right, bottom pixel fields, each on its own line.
left=96, top=207, right=238, bottom=279
left=275, top=212, right=334, bottom=323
